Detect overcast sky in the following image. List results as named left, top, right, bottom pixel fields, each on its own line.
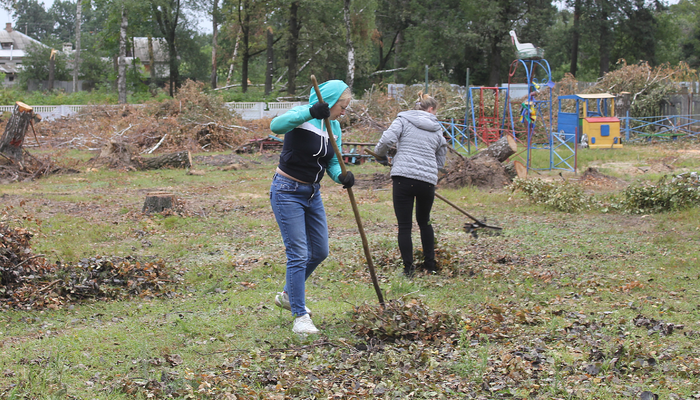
left=2, top=0, right=213, bottom=35
left=2, top=0, right=53, bottom=28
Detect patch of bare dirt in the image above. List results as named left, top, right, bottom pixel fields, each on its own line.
left=354, top=172, right=392, bottom=190
left=194, top=153, right=251, bottom=167
left=592, top=159, right=677, bottom=176
left=578, top=167, right=628, bottom=190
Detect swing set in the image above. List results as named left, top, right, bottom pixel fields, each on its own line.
left=466, top=86, right=514, bottom=148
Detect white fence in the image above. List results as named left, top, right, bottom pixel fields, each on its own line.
left=224, top=101, right=303, bottom=119
left=0, top=104, right=87, bottom=120
left=0, top=102, right=304, bottom=121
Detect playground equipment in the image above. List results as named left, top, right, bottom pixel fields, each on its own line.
left=503, top=28, right=580, bottom=172
left=509, top=30, right=545, bottom=60
left=466, top=86, right=514, bottom=148
left=507, top=56, right=577, bottom=172
left=557, top=93, right=622, bottom=149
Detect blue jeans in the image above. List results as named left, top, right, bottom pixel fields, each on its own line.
left=270, top=173, right=329, bottom=317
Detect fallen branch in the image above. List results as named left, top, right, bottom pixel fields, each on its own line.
left=15, top=254, right=46, bottom=269
left=369, top=67, right=408, bottom=77
left=146, top=134, right=167, bottom=154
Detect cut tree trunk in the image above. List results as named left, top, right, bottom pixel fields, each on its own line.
left=440, top=135, right=518, bottom=190
left=133, top=151, right=192, bottom=170
left=504, top=160, right=528, bottom=180
left=143, top=191, right=174, bottom=214
left=513, top=160, right=527, bottom=179
left=96, top=141, right=191, bottom=171
left=0, top=102, right=34, bottom=164
left=470, top=135, right=517, bottom=162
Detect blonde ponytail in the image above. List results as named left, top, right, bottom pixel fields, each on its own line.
left=414, top=91, right=438, bottom=111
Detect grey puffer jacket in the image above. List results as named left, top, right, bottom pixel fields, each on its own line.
left=374, top=110, right=447, bottom=185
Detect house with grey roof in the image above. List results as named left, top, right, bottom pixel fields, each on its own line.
left=0, top=23, right=45, bottom=86
left=129, top=37, right=170, bottom=78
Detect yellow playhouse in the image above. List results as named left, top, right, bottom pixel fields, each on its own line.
left=578, top=93, right=622, bottom=149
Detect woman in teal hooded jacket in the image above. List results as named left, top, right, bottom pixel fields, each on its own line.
left=269, top=80, right=354, bottom=335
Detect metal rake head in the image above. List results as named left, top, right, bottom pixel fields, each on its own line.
left=463, top=222, right=503, bottom=239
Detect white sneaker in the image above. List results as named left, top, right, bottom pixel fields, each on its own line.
left=293, top=314, right=320, bottom=334
left=274, top=292, right=312, bottom=317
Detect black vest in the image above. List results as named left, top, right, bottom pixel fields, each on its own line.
left=277, top=124, right=334, bottom=183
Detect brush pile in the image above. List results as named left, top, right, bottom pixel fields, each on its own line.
left=38, top=80, right=263, bottom=155
left=0, top=151, right=70, bottom=184
left=0, top=80, right=269, bottom=176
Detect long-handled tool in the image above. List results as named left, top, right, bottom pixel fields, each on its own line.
left=433, top=192, right=503, bottom=238
left=311, top=76, right=384, bottom=305
left=363, top=148, right=503, bottom=238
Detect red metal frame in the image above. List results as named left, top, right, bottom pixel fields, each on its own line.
left=477, top=87, right=502, bottom=145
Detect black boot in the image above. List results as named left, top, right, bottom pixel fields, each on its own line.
left=424, top=260, right=437, bottom=273
left=403, top=265, right=415, bottom=278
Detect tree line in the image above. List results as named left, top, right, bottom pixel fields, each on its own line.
left=2, top=0, right=699, bottom=100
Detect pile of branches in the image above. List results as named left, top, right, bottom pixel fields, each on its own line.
left=565, top=61, right=695, bottom=117
left=36, top=80, right=266, bottom=155
left=345, top=82, right=469, bottom=143
left=0, top=150, right=72, bottom=184
left=0, top=221, right=182, bottom=310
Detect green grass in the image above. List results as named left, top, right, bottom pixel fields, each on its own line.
left=1, top=144, right=700, bottom=398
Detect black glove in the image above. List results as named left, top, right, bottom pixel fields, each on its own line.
left=339, top=171, right=355, bottom=189
left=375, top=155, right=389, bottom=166
left=309, top=102, right=330, bottom=120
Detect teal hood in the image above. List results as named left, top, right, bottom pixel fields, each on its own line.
left=309, top=80, right=348, bottom=108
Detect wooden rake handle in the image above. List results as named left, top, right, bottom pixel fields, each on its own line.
left=310, top=75, right=384, bottom=305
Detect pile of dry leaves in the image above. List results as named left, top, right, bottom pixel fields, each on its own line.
left=350, top=297, right=463, bottom=341
left=0, top=218, right=182, bottom=310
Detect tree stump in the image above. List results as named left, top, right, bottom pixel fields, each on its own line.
left=143, top=192, right=175, bottom=214
left=0, top=102, right=34, bottom=165
left=99, top=141, right=134, bottom=167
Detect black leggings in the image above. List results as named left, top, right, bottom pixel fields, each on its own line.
left=392, top=176, right=435, bottom=269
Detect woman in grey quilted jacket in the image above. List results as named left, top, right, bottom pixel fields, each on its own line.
left=374, top=92, right=448, bottom=277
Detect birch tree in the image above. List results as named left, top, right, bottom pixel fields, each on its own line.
left=343, top=0, right=355, bottom=89
left=72, top=0, right=82, bottom=93
left=118, top=4, right=127, bottom=103
left=211, top=0, right=219, bottom=88
left=226, top=27, right=242, bottom=86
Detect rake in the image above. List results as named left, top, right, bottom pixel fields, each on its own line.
left=363, top=148, right=503, bottom=238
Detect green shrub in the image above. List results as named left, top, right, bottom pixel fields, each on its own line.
left=510, top=178, right=598, bottom=213
left=617, top=172, right=700, bottom=214
left=512, top=173, right=700, bottom=215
